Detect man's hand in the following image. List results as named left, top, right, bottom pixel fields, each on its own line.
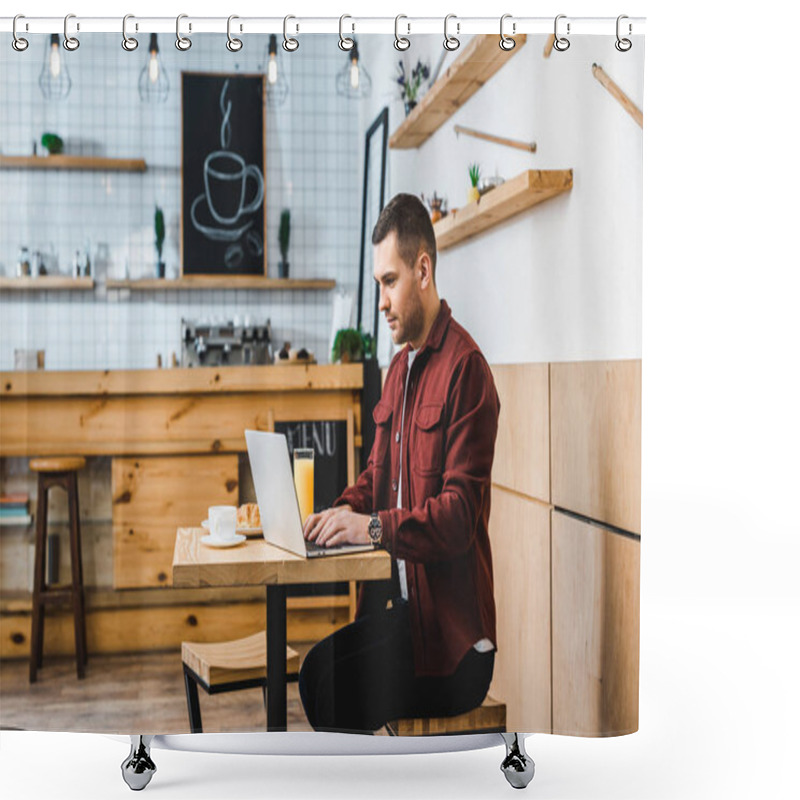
left=303, top=505, right=371, bottom=548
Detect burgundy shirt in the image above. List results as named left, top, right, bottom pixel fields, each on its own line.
left=334, top=300, right=499, bottom=677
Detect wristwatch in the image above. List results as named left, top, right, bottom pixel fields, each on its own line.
left=368, top=512, right=383, bottom=547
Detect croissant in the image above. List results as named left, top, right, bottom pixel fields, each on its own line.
left=236, top=503, right=261, bottom=528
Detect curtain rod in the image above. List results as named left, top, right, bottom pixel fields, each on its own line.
left=1, top=16, right=646, bottom=37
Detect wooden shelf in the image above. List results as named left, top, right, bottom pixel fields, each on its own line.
left=433, top=169, right=574, bottom=251
left=0, top=155, right=147, bottom=172
left=389, top=34, right=527, bottom=150
left=0, top=276, right=95, bottom=291
left=106, top=276, right=336, bottom=291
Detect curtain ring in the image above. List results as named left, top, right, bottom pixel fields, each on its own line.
left=338, top=14, right=354, bottom=51
left=499, top=14, right=515, bottom=51
left=12, top=15, right=29, bottom=52
left=553, top=14, right=570, bottom=52
left=226, top=15, right=243, bottom=52
left=615, top=14, right=632, bottom=52
left=64, top=13, right=80, bottom=51
left=175, top=14, right=192, bottom=50
left=122, top=14, right=138, bottom=51
left=394, top=15, right=410, bottom=51
left=283, top=15, right=299, bottom=52
left=443, top=14, right=460, bottom=51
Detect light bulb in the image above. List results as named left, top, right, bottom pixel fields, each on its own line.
left=268, top=56, right=278, bottom=85
left=49, top=41, right=61, bottom=78
left=148, top=52, right=159, bottom=84
left=350, top=60, right=360, bottom=90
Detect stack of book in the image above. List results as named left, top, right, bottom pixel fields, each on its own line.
left=0, top=493, right=32, bottom=526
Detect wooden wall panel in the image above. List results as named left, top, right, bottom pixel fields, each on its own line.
left=488, top=486, right=551, bottom=733
left=551, top=511, right=640, bottom=736
left=490, top=363, right=550, bottom=502
left=112, top=454, right=238, bottom=588
left=550, top=360, right=641, bottom=534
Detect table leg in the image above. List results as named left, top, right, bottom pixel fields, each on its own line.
left=266, top=584, right=287, bottom=731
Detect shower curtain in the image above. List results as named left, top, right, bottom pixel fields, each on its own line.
left=0, top=21, right=644, bottom=740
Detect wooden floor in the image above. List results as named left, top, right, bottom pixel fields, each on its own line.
left=0, top=644, right=315, bottom=734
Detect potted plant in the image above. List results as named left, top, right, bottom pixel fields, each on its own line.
left=332, top=328, right=375, bottom=364
left=468, top=163, right=481, bottom=204
left=154, top=206, right=165, bottom=278
left=278, top=209, right=291, bottom=279
left=396, top=59, right=430, bottom=116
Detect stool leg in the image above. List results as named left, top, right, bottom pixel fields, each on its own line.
left=29, top=476, right=49, bottom=683
left=183, top=666, right=203, bottom=733
left=67, top=472, right=87, bottom=678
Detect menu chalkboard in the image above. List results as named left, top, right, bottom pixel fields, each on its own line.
left=181, top=72, right=266, bottom=276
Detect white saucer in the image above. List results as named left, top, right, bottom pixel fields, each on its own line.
left=200, top=533, right=246, bottom=548
left=202, top=520, right=261, bottom=537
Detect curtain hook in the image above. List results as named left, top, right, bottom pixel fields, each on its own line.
left=499, top=14, right=516, bottom=51
left=64, top=13, right=80, bottom=51
left=176, top=14, right=192, bottom=51
left=122, top=14, right=139, bottom=51
left=339, top=14, right=354, bottom=51
left=443, top=14, right=460, bottom=51
left=394, top=15, right=410, bottom=51
left=227, top=15, right=243, bottom=52
left=12, top=15, right=29, bottom=52
left=615, top=15, right=632, bottom=52
left=283, top=15, right=299, bottom=52
left=553, top=14, right=570, bottom=52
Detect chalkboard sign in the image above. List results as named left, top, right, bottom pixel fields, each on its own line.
left=274, top=421, right=348, bottom=513
left=181, top=72, right=266, bottom=276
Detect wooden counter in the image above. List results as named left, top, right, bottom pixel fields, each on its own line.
left=0, top=363, right=364, bottom=591
left=0, top=364, right=363, bottom=456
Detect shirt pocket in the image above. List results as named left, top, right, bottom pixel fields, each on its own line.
left=371, top=401, right=394, bottom=468
left=412, top=402, right=445, bottom=475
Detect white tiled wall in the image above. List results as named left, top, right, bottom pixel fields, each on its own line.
left=0, top=33, right=363, bottom=369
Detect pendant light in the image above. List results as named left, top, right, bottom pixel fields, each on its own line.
left=139, top=34, right=169, bottom=103
left=39, top=34, right=72, bottom=100
left=336, top=39, right=372, bottom=99
left=264, top=34, right=289, bottom=107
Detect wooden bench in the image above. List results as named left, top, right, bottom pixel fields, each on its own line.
left=386, top=696, right=506, bottom=736
left=181, top=631, right=300, bottom=733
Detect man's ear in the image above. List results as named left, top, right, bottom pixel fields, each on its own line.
left=417, top=252, right=433, bottom=290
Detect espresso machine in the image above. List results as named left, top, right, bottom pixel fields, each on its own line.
left=181, top=318, right=273, bottom=367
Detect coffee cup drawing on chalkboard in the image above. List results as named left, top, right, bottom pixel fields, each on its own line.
left=190, top=79, right=265, bottom=249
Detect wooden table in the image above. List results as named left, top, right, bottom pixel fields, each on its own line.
left=172, top=527, right=391, bottom=731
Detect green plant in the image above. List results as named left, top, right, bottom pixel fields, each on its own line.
left=332, top=328, right=375, bottom=363
left=468, top=163, right=481, bottom=188
left=41, top=133, right=64, bottom=155
left=396, top=59, right=431, bottom=103
left=279, top=209, right=291, bottom=263
left=154, top=206, right=165, bottom=261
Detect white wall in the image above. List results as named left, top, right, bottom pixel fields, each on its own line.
left=359, top=34, right=644, bottom=365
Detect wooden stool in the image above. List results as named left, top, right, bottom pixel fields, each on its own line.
left=181, top=632, right=300, bottom=733
left=29, top=456, right=88, bottom=683
left=386, top=696, right=507, bottom=736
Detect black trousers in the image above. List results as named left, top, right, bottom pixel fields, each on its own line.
left=298, top=598, right=494, bottom=733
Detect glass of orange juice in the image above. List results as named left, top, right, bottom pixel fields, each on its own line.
left=293, top=448, right=314, bottom=524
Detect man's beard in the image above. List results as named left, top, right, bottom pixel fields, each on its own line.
left=394, top=295, right=425, bottom=346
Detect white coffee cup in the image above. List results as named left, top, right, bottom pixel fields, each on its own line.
left=208, top=505, right=237, bottom=541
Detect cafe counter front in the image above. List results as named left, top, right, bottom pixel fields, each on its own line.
left=0, top=363, right=364, bottom=659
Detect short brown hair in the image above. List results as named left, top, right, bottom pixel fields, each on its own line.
left=372, top=193, right=437, bottom=280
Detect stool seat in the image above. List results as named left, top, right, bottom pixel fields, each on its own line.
left=182, top=632, right=299, bottom=687
left=29, top=457, right=86, bottom=473
left=387, top=696, right=507, bottom=736
left=181, top=631, right=299, bottom=733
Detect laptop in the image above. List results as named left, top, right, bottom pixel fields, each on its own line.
left=244, top=429, right=375, bottom=559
